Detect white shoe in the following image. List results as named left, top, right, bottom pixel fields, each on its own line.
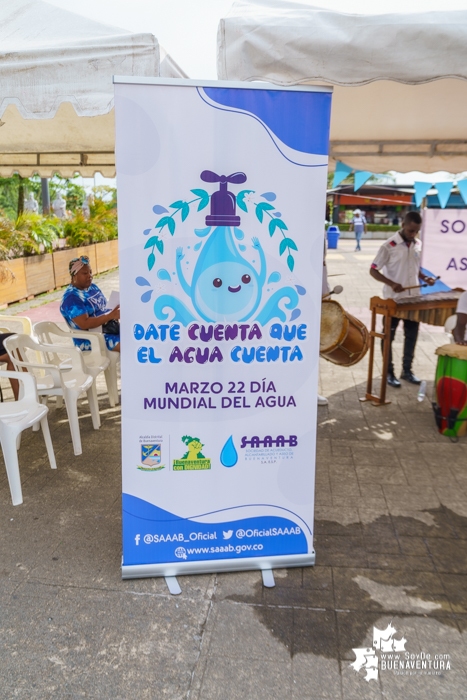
left=318, top=395, right=328, bottom=406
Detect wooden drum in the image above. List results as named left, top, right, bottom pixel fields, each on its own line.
left=320, top=299, right=369, bottom=366
left=433, top=343, right=467, bottom=437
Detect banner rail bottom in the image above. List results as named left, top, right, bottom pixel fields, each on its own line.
left=121, top=552, right=316, bottom=580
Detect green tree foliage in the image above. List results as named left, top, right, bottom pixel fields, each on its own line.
left=63, top=186, right=117, bottom=248
left=0, top=176, right=117, bottom=257
left=0, top=175, right=22, bottom=219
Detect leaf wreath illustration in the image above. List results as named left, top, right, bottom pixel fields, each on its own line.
left=144, top=190, right=210, bottom=270
left=237, top=190, right=298, bottom=272
left=143, top=187, right=297, bottom=273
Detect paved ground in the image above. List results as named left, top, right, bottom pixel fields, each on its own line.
left=0, top=243, right=466, bottom=699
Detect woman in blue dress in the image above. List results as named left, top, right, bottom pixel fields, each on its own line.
left=60, top=256, right=120, bottom=352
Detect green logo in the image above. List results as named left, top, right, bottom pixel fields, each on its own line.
left=173, top=435, right=211, bottom=471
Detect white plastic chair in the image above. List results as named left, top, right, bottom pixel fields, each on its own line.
left=33, top=321, right=116, bottom=407
left=4, top=334, right=99, bottom=456
left=0, top=369, right=56, bottom=506
left=35, top=322, right=119, bottom=407
left=0, top=315, right=33, bottom=334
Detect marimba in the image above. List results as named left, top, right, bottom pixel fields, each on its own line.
left=362, top=291, right=463, bottom=405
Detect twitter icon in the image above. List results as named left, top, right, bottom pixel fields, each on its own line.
left=223, top=530, right=233, bottom=540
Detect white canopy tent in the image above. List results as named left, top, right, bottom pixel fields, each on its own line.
left=0, top=0, right=187, bottom=177
left=218, top=0, right=467, bottom=173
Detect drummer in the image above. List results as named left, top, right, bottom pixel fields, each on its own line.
left=369, top=211, right=436, bottom=388
left=453, top=291, right=467, bottom=345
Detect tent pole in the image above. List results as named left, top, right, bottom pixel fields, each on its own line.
left=17, top=176, right=24, bottom=216
left=41, top=178, right=50, bottom=215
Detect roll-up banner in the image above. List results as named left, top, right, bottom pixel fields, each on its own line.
left=421, top=208, right=467, bottom=291
left=114, top=78, right=332, bottom=579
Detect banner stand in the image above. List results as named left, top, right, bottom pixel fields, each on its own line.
left=115, top=77, right=331, bottom=585
left=164, top=568, right=274, bottom=595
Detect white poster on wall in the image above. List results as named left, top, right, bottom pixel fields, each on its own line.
left=114, top=78, right=332, bottom=579
left=421, top=208, right=467, bottom=291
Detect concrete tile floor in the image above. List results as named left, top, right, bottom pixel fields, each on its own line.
left=0, top=245, right=466, bottom=699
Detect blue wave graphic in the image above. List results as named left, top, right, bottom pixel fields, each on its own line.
left=122, top=494, right=309, bottom=566
left=202, top=87, right=331, bottom=156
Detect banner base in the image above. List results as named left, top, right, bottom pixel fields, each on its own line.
left=122, top=551, right=315, bottom=580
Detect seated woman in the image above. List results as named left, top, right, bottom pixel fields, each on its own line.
left=0, top=333, right=20, bottom=399
left=60, top=256, right=120, bottom=352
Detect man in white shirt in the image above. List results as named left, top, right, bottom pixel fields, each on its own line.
left=369, top=211, right=435, bottom=387
left=453, top=291, right=467, bottom=345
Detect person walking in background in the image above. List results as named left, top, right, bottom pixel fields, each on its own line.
left=350, top=209, right=367, bottom=251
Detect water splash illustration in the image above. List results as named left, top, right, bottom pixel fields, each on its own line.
left=256, top=287, right=299, bottom=325
left=157, top=269, right=171, bottom=281
left=267, top=271, right=281, bottom=284
left=290, top=308, right=301, bottom=321
left=136, top=276, right=150, bottom=286
left=195, top=226, right=211, bottom=237
left=141, top=290, right=153, bottom=303
left=220, top=436, right=238, bottom=467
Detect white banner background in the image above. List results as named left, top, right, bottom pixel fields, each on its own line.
left=421, top=208, right=467, bottom=290
left=115, top=78, right=332, bottom=577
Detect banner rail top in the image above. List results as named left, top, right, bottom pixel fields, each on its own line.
left=113, top=76, right=332, bottom=94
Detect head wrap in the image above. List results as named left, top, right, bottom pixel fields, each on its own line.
left=69, top=256, right=89, bottom=277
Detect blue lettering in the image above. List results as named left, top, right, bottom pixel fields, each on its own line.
left=231, top=346, right=241, bottom=362
left=159, top=324, right=169, bottom=341
left=269, top=323, right=282, bottom=339
left=145, top=324, right=158, bottom=340
left=289, top=346, right=303, bottom=361
left=148, top=347, right=162, bottom=363
left=137, top=347, right=148, bottom=363
left=134, top=324, right=144, bottom=340
left=170, top=324, right=180, bottom=341
left=266, top=346, right=280, bottom=361
left=283, top=324, right=296, bottom=341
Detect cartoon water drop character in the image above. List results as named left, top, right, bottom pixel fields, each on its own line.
left=154, top=170, right=299, bottom=325
left=175, top=171, right=266, bottom=322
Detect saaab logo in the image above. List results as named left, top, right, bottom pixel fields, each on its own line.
left=172, top=435, right=211, bottom=471
left=351, top=623, right=451, bottom=682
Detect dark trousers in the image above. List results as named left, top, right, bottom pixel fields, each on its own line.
left=382, top=316, right=419, bottom=375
